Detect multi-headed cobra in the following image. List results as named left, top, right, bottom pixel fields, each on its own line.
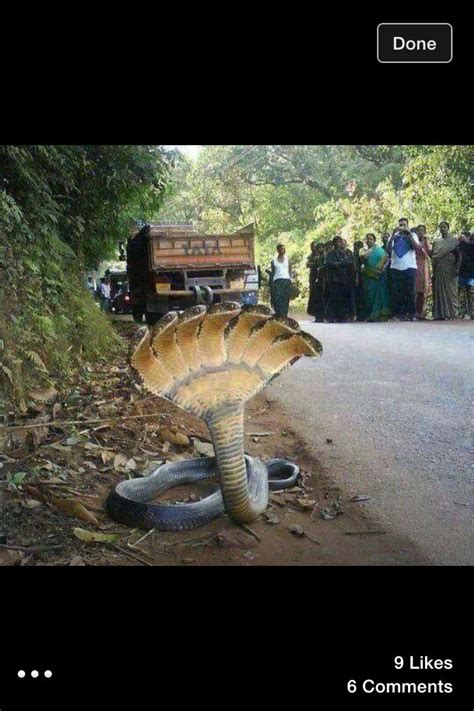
left=106, top=303, right=322, bottom=530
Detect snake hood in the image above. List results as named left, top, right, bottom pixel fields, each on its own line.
left=131, top=303, right=322, bottom=524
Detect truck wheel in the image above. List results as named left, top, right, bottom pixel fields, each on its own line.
left=200, top=285, right=214, bottom=306
left=132, top=306, right=145, bottom=323
left=145, top=311, right=162, bottom=326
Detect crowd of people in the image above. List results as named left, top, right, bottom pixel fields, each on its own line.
left=293, top=219, right=473, bottom=323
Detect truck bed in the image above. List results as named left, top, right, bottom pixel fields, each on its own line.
left=147, top=224, right=255, bottom=270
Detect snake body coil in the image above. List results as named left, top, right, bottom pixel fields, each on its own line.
left=106, top=456, right=300, bottom=531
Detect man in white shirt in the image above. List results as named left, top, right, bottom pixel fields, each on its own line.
left=385, top=218, right=421, bottom=321
left=270, top=244, right=293, bottom=317
left=99, top=278, right=111, bottom=311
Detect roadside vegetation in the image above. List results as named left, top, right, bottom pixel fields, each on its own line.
left=0, top=145, right=173, bottom=408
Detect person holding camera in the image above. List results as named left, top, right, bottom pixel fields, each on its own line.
left=385, top=218, right=421, bottom=321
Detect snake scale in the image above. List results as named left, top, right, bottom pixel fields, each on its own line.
left=106, top=303, right=322, bottom=531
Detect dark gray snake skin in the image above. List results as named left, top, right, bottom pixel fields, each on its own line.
left=106, top=456, right=299, bottom=531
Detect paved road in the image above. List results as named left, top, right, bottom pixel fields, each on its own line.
left=268, top=319, right=473, bottom=565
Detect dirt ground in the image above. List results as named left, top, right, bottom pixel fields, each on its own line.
left=0, top=317, right=431, bottom=566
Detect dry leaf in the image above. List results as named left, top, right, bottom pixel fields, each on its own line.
left=52, top=497, right=100, bottom=527
left=69, top=555, right=86, bottom=566
left=193, top=438, right=215, bottom=457
left=31, top=425, right=50, bottom=447
left=73, top=528, right=121, bottom=544
left=101, top=450, right=115, bottom=465
left=73, top=495, right=103, bottom=512
left=23, top=499, right=42, bottom=509
left=294, top=498, right=317, bottom=511
left=48, top=442, right=72, bottom=454
left=159, top=427, right=190, bottom=447
left=29, top=386, right=58, bottom=403
left=125, top=458, right=137, bottom=473
left=52, top=402, right=62, bottom=419
left=113, top=453, right=128, bottom=471
left=289, top=524, right=305, bottom=537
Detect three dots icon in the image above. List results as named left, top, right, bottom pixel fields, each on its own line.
left=17, top=670, right=53, bottom=679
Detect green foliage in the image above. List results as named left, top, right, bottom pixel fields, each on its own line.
left=0, top=226, right=124, bottom=407
left=402, top=145, right=473, bottom=231
left=0, top=144, right=173, bottom=266
left=0, top=145, right=173, bottom=408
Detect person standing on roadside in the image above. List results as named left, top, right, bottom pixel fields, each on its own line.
left=385, top=218, right=421, bottom=321
left=270, top=244, right=293, bottom=317
left=99, top=277, right=111, bottom=312
left=431, top=221, right=461, bottom=320
left=306, top=241, right=326, bottom=321
left=325, top=236, right=356, bottom=323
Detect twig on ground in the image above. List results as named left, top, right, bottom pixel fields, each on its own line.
left=0, top=543, right=63, bottom=553
left=112, top=544, right=154, bottom=566
left=239, top=523, right=261, bottom=542
left=128, top=528, right=155, bottom=549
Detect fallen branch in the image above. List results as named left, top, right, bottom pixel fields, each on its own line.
left=344, top=530, right=386, bottom=536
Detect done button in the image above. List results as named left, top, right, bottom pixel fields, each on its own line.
left=377, top=23, right=453, bottom=63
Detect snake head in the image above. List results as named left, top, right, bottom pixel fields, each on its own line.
left=131, top=303, right=322, bottom=418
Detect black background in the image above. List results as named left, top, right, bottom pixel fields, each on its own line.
left=0, top=568, right=469, bottom=710
left=1, top=5, right=470, bottom=709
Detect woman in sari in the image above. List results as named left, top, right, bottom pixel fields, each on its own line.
left=306, top=242, right=325, bottom=321
left=415, top=225, right=432, bottom=319
left=431, top=221, right=461, bottom=320
left=359, top=234, right=391, bottom=321
left=325, top=236, right=356, bottom=322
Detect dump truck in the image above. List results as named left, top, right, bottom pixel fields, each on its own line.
left=127, top=223, right=260, bottom=324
